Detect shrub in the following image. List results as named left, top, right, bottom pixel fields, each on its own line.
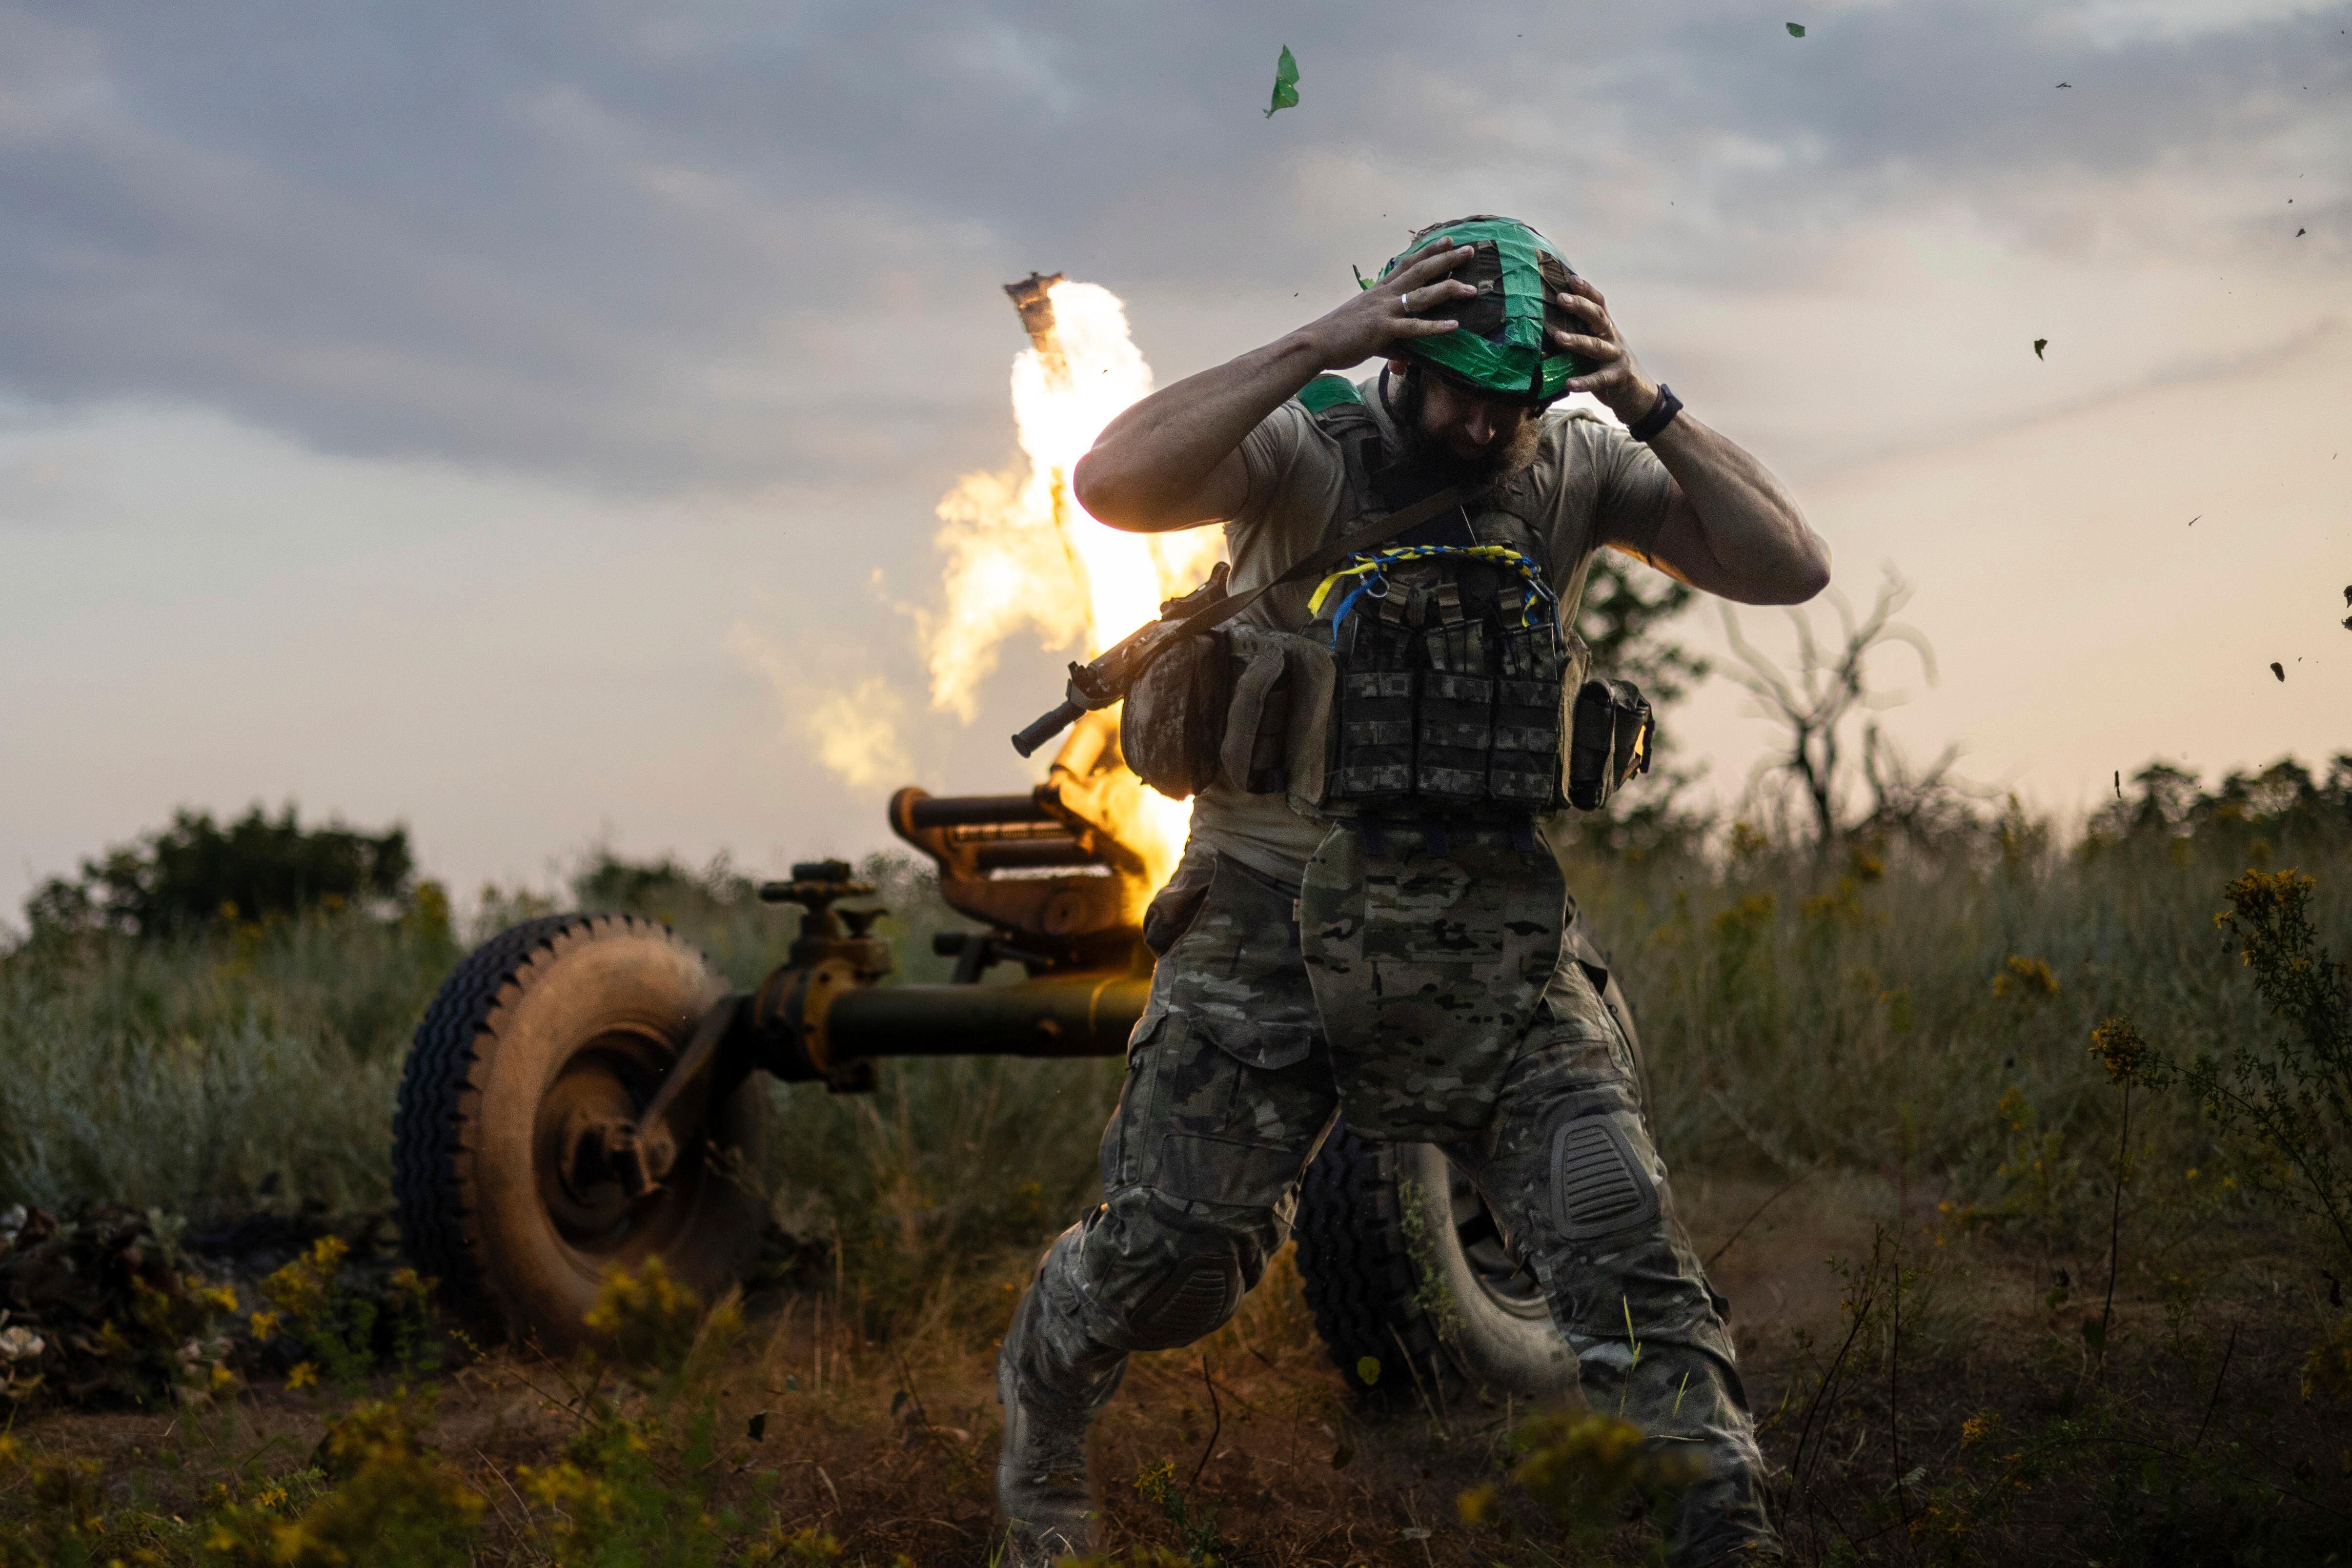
left=23, top=805, right=414, bottom=939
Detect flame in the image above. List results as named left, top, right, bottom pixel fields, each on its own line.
left=925, top=280, right=1220, bottom=891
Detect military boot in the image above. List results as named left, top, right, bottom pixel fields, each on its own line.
left=995, top=1282, right=1120, bottom=1567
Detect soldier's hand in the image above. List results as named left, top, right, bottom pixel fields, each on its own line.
left=1553, top=276, right=1663, bottom=427
left=1300, top=238, right=1476, bottom=370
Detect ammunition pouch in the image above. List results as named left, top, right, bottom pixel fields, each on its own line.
left=1318, top=552, right=1576, bottom=820
left=1566, top=677, right=1654, bottom=811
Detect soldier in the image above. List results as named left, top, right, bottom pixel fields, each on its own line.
left=996, top=216, right=1830, bottom=1567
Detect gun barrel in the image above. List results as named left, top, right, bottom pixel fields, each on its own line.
left=902, top=793, right=1054, bottom=829
left=826, top=971, right=1148, bottom=1062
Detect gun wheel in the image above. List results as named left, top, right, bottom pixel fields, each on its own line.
left=393, top=913, right=767, bottom=1351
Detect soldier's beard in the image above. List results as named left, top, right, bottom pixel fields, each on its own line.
left=1393, top=370, right=1544, bottom=494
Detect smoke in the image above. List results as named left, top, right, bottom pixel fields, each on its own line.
left=806, top=677, right=914, bottom=792
left=728, top=625, right=913, bottom=794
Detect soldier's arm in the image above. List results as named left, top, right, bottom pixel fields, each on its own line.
left=1074, top=241, right=1480, bottom=534
left=1621, top=413, right=1828, bottom=606
left=1553, top=276, right=1830, bottom=607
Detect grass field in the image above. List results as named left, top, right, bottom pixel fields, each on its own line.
left=2, top=764, right=2348, bottom=1563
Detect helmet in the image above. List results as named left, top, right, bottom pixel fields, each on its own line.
left=1373, top=215, right=1583, bottom=404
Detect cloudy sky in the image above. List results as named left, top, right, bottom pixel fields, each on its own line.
left=3, top=0, right=2347, bottom=915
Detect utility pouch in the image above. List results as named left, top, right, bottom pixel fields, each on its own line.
left=1566, top=678, right=1654, bottom=812
left=1219, top=627, right=1294, bottom=794
left=1122, top=631, right=1231, bottom=801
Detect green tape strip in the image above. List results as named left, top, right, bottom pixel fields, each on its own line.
left=1414, top=332, right=1574, bottom=401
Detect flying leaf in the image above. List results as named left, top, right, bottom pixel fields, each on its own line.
left=1355, top=1354, right=1381, bottom=1386
left=2297, top=228, right=2307, bottom=237
left=748, top=1412, right=768, bottom=1442
left=1786, top=21, right=1806, bottom=36
left=2270, top=662, right=2285, bottom=682
left=1266, top=44, right=1300, bottom=118
left=2033, top=338, right=2048, bottom=359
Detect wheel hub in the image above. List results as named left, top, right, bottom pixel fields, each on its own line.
left=533, top=1040, right=685, bottom=1247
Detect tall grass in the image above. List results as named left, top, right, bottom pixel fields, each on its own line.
left=0, top=911, right=451, bottom=1215
left=3, top=801, right=2344, bottom=1310
left=1576, top=825, right=2351, bottom=1201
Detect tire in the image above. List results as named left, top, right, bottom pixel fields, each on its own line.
left=1295, top=1123, right=1576, bottom=1403
left=1291, top=925, right=1652, bottom=1402
left=393, top=914, right=768, bottom=1351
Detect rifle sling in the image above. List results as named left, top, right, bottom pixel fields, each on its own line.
left=1168, top=479, right=1484, bottom=642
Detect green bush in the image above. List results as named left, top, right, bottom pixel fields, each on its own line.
left=23, top=805, right=415, bottom=938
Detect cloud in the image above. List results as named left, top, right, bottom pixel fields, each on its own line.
left=0, top=0, right=2341, bottom=495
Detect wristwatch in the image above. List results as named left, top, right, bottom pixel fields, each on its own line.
left=1627, top=384, right=1682, bottom=443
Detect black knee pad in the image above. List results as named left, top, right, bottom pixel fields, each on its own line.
left=1124, top=1251, right=1243, bottom=1351
left=1550, top=1114, right=1659, bottom=1241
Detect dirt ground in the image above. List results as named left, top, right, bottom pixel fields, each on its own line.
left=18, top=1175, right=2351, bottom=1566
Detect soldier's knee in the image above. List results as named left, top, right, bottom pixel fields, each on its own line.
left=1547, top=1109, right=1662, bottom=1243
left=1082, top=1189, right=1276, bottom=1352
left=1118, top=1242, right=1246, bottom=1351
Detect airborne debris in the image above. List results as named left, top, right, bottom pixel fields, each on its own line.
left=2270, top=662, right=2285, bottom=682
left=2033, top=338, right=2048, bottom=359
left=2057, top=81, right=2072, bottom=88
left=1266, top=45, right=1300, bottom=118
left=1786, top=22, right=1806, bottom=37
left=2114, top=770, right=2122, bottom=800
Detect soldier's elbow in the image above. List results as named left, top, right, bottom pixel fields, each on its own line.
left=1072, top=448, right=1140, bottom=531
left=1783, top=545, right=1831, bottom=604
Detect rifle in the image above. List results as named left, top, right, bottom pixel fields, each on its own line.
left=1009, top=479, right=1482, bottom=758
left=1011, top=566, right=1232, bottom=757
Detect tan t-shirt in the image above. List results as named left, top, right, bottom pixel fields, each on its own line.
left=1188, top=373, right=1676, bottom=884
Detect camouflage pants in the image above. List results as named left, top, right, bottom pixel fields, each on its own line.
left=1007, top=847, right=1778, bottom=1565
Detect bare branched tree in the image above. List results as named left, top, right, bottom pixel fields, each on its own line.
left=1856, top=722, right=1984, bottom=845
left=1719, top=571, right=1939, bottom=850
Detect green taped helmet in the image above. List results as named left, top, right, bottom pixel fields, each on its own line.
left=1373, top=215, right=1583, bottom=404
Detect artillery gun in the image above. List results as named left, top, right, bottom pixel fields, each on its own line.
left=391, top=713, right=1634, bottom=1401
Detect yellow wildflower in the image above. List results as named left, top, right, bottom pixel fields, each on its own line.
left=286, top=1362, right=319, bottom=1390
left=1992, top=955, right=2060, bottom=999
left=2090, top=1016, right=2151, bottom=1084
